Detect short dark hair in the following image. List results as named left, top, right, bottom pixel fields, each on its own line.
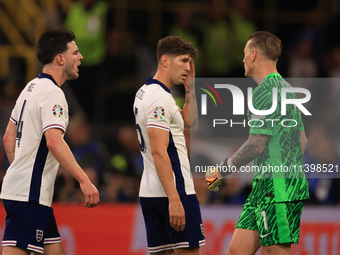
left=248, top=31, right=282, bottom=61
left=156, top=36, right=198, bottom=62
left=36, top=29, right=76, bottom=66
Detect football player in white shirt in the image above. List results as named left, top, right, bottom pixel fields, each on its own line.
left=1, top=29, right=99, bottom=255
left=134, top=36, right=205, bottom=254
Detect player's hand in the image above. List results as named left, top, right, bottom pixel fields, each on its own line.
left=80, top=180, right=100, bottom=208
left=206, top=166, right=224, bottom=192
left=183, top=60, right=195, bottom=91
left=169, top=199, right=186, bottom=232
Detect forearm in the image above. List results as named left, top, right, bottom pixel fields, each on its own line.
left=3, top=136, right=15, bottom=164
left=47, top=139, right=89, bottom=184
left=229, top=135, right=268, bottom=168
left=153, top=152, right=180, bottom=201
left=182, top=90, right=198, bottom=133
left=3, top=121, right=17, bottom=165
left=300, top=131, right=307, bottom=155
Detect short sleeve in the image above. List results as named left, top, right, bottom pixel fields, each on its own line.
left=40, top=89, right=69, bottom=133
left=146, top=94, right=174, bottom=132
left=10, top=101, right=20, bottom=125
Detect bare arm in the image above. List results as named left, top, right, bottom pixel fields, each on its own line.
left=44, top=128, right=99, bottom=208
left=229, top=134, right=269, bottom=168
left=181, top=61, right=198, bottom=133
left=3, top=121, right=17, bottom=165
left=206, top=134, right=269, bottom=190
left=300, top=130, right=307, bottom=155
left=148, top=127, right=185, bottom=232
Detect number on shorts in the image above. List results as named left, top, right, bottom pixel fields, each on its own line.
left=261, top=210, right=268, bottom=230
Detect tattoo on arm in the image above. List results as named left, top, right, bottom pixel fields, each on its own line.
left=184, top=118, right=198, bottom=133
left=6, top=150, right=15, bottom=154
left=230, top=135, right=268, bottom=168
left=185, top=91, right=190, bottom=104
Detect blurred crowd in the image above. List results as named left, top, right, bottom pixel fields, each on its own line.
left=0, top=0, right=340, bottom=206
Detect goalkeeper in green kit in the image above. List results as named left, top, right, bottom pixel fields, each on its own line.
left=206, top=31, right=309, bottom=255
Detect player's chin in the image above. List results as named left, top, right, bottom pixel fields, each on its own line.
left=244, top=70, right=250, bottom=78
left=68, top=72, right=79, bottom=80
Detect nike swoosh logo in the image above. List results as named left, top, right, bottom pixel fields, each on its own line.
left=260, top=233, right=272, bottom=238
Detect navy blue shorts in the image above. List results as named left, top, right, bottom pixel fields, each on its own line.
left=140, top=194, right=205, bottom=253
left=2, top=200, right=61, bottom=254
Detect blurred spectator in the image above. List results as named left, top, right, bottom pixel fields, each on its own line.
left=288, top=38, right=318, bottom=77
left=103, top=173, right=124, bottom=202
left=66, top=115, right=105, bottom=179
left=104, top=125, right=142, bottom=203
left=291, top=8, right=326, bottom=75
left=168, top=6, right=203, bottom=76
left=197, top=0, right=256, bottom=77
left=327, top=46, right=340, bottom=78
left=303, top=125, right=340, bottom=205
left=322, top=46, right=340, bottom=135
left=228, top=0, right=257, bottom=76
left=111, top=125, right=143, bottom=177
left=64, top=0, right=115, bottom=120
left=197, top=0, right=232, bottom=76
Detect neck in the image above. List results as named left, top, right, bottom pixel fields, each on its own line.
left=252, top=66, right=278, bottom=85
left=153, top=70, right=174, bottom=91
left=42, top=66, right=65, bottom=87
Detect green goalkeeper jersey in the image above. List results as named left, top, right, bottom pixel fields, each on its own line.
left=247, top=73, right=309, bottom=204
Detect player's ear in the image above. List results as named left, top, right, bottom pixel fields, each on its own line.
left=161, top=55, right=170, bottom=68
left=251, top=49, right=257, bottom=62
left=56, top=54, right=65, bottom=65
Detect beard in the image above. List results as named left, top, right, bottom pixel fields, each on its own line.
left=65, top=62, right=79, bottom=80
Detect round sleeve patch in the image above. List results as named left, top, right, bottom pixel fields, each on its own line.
left=52, top=104, right=63, bottom=117
left=154, top=106, right=165, bottom=119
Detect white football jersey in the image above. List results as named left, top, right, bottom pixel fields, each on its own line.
left=0, top=73, right=69, bottom=207
left=133, top=78, right=195, bottom=197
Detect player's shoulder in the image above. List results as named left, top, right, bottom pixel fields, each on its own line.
left=141, top=80, right=172, bottom=100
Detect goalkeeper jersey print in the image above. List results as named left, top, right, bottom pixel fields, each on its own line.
left=247, top=73, right=309, bottom=203
left=133, top=78, right=195, bottom=197
left=0, top=73, right=69, bottom=207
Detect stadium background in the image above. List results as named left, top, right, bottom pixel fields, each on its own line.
left=0, top=0, right=340, bottom=254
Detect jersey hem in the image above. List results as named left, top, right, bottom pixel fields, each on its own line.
left=0, top=196, right=52, bottom=207
left=139, top=191, right=196, bottom=198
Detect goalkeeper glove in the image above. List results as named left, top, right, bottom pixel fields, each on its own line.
left=205, top=158, right=226, bottom=192
left=205, top=158, right=235, bottom=191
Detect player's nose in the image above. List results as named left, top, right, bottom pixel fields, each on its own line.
left=186, top=62, right=190, bottom=71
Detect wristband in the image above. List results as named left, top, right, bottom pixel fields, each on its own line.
left=219, top=158, right=235, bottom=178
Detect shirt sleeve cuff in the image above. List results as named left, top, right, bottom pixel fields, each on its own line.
left=147, top=124, right=170, bottom=132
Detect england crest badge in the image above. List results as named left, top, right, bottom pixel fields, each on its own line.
left=36, top=229, right=44, bottom=242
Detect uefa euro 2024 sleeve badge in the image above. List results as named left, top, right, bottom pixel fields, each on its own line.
left=52, top=105, right=63, bottom=118
left=154, top=106, right=165, bottom=120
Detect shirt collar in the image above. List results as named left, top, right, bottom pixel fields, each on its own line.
left=264, top=73, right=281, bottom=80
left=145, top=78, right=170, bottom=93
left=38, top=73, right=59, bottom=87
